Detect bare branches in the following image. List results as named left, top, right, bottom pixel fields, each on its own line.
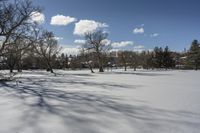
left=84, top=30, right=111, bottom=72
left=0, top=0, right=41, bottom=55
left=33, top=30, right=61, bottom=73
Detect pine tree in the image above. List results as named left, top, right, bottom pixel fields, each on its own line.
left=163, top=46, right=174, bottom=69
left=187, top=40, right=200, bottom=70
left=154, top=47, right=163, bottom=68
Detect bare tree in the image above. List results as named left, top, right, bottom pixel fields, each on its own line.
left=119, top=51, right=130, bottom=71
left=84, top=30, right=111, bottom=72
left=0, top=0, right=41, bottom=56
left=34, top=31, right=61, bottom=73
left=3, top=31, right=34, bottom=73
left=0, top=0, right=41, bottom=80
left=130, top=52, right=139, bottom=71
left=80, top=45, right=95, bottom=73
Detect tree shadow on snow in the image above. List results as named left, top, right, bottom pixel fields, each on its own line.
left=0, top=75, right=199, bottom=133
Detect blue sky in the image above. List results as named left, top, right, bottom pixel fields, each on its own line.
left=32, top=0, right=200, bottom=53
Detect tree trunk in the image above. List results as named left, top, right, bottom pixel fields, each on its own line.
left=9, top=63, right=14, bottom=73
left=88, top=64, right=94, bottom=73
left=195, top=64, right=198, bottom=70
left=124, top=65, right=127, bottom=71
left=44, top=56, right=54, bottom=73
left=17, top=69, right=22, bottom=72
left=99, top=66, right=104, bottom=72
left=17, top=61, right=22, bottom=72
left=97, top=53, right=104, bottom=72
left=10, top=68, right=13, bottom=73
left=49, top=64, right=54, bottom=73
left=47, top=61, right=54, bottom=73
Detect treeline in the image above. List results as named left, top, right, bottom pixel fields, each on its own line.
left=0, top=0, right=200, bottom=77
left=1, top=39, right=199, bottom=73
left=53, top=39, right=199, bottom=72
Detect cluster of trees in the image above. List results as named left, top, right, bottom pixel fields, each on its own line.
left=117, top=46, right=175, bottom=71
left=67, top=45, right=176, bottom=72
left=1, top=0, right=200, bottom=79
left=186, top=40, right=200, bottom=70
left=66, top=38, right=200, bottom=72
left=0, top=0, right=61, bottom=78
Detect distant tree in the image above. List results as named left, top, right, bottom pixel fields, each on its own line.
left=139, top=51, right=152, bottom=69
left=130, top=52, right=139, bottom=71
left=105, top=53, right=115, bottom=71
left=140, top=51, right=154, bottom=69
left=84, top=30, right=111, bottom=72
left=80, top=46, right=94, bottom=73
left=119, top=51, right=130, bottom=71
left=153, top=47, right=163, bottom=68
left=65, top=54, right=69, bottom=68
left=163, top=46, right=175, bottom=69
left=5, top=50, right=16, bottom=73
left=187, top=40, right=200, bottom=70
left=21, top=49, right=37, bottom=69
left=34, top=31, right=61, bottom=73
left=60, top=53, right=67, bottom=69
left=68, top=55, right=82, bottom=70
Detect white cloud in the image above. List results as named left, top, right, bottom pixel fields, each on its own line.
left=141, top=24, right=145, bottom=27
left=51, top=15, right=77, bottom=26
left=30, top=11, right=45, bottom=24
left=112, top=41, right=134, bottom=48
left=61, top=46, right=79, bottom=55
left=102, top=39, right=111, bottom=46
left=74, top=20, right=108, bottom=36
left=133, top=27, right=144, bottom=34
left=74, top=39, right=86, bottom=44
left=53, top=37, right=63, bottom=40
left=150, top=33, right=159, bottom=37
left=133, top=45, right=145, bottom=52
left=74, top=39, right=111, bottom=45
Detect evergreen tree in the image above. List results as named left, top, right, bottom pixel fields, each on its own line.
left=163, top=46, right=174, bottom=69
left=65, top=54, right=69, bottom=69
left=154, top=47, right=163, bottom=68
left=187, top=40, right=200, bottom=70
left=60, top=53, right=66, bottom=69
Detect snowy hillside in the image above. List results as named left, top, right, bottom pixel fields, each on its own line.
left=0, top=70, right=200, bottom=133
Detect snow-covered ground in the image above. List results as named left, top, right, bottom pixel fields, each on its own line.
left=0, top=69, right=200, bottom=133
